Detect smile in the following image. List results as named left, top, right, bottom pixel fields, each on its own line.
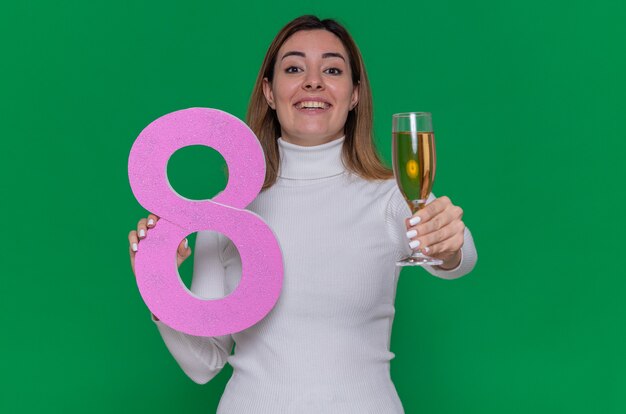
left=294, top=100, right=332, bottom=110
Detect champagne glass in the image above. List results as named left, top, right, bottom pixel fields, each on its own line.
left=392, top=112, right=443, bottom=267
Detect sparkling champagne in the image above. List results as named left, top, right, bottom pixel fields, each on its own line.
left=392, top=131, right=436, bottom=211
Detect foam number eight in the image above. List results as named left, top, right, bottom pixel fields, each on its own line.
left=128, top=108, right=283, bottom=337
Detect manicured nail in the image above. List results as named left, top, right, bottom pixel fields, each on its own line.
left=409, top=240, right=420, bottom=249
left=409, top=216, right=421, bottom=226
left=132, top=243, right=138, bottom=252
left=148, top=219, right=154, bottom=226
left=184, top=239, right=188, bottom=249
left=406, top=230, right=417, bottom=239
left=139, top=229, right=145, bottom=238
left=423, top=246, right=430, bottom=253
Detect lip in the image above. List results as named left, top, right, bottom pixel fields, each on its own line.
left=293, top=97, right=332, bottom=110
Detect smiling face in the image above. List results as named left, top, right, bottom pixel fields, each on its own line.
left=262, top=29, right=359, bottom=147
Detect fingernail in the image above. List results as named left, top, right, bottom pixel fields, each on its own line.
left=423, top=246, right=430, bottom=253
left=409, top=216, right=421, bottom=226
left=148, top=219, right=154, bottom=226
left=184, top=239, right=188, bottom=249
left=132, top=243, right=138, bottom=252
left=139, top=229, right=145, bottom=238
left=406, top=230, right=417, bottom=239
left=409, top=240, right=420, bottom=249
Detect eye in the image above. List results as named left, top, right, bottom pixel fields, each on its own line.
left=324, top=67, right=343, bottom=75
left=285, top=66, right=302, bottom=74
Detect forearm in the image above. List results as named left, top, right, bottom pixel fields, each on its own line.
left=152, top=314, right=233, bottom=384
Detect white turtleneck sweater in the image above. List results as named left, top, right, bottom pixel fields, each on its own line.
left=152, top=136, right=477, bottom=413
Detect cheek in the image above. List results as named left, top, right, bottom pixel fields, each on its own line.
left=272, top=87, right=292, bottom=119
left=272, top=78, right=296, bottom=103
left=333, top=83, right=356, bottom=106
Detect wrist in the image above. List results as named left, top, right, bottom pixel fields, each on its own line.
left=436, top=250, right=462, bottom=270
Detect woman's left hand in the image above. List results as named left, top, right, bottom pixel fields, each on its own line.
left=405, top=196, right=465, bottom=269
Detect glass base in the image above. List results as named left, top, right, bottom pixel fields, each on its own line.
left=396, top=252, right=444, bottom=267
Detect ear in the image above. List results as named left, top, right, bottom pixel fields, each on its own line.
left=350, top=81, right=359, bottom=110
left=262, top=78, right=276, bottom=109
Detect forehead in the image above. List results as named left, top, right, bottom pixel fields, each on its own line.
left=278, top=29, right=348, bottom=58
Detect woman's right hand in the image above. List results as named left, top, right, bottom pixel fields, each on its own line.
left=128, top=213, right=192, bottom=275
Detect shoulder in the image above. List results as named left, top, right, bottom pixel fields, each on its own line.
left=342, top=174, right=398, bottom=197
left=356, top=177, right=406, bottom=211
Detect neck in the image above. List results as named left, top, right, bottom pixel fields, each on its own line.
left=280, top=132, right=345, bottom=147
left=277, top=136, right=346, bottom=180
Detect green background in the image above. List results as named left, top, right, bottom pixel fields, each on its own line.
left=2, top=0, right=625, bottom=412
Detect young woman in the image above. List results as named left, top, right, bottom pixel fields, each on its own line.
left=128, top=15, right=477, bottom=413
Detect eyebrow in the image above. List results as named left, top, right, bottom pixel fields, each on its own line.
left=281, top=51, right=346, bottom=61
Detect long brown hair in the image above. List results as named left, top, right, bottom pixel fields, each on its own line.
left=246, top=15, right=393, bottom=189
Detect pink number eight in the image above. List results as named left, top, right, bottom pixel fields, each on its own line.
left=128, top=108, right=283, bottom=337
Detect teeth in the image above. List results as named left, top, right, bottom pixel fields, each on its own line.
left=297, top=101, right=329, bottom=109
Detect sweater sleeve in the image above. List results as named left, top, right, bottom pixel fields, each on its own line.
left=151, top=230, right=239, bottom=384
left=385, top=186, right=477, bottom=280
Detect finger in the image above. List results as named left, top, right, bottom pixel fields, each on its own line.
left=423, top=231, right=465, bottom=257
left=176, top=240, right=192, bottom=268
left=412, top=196, right=451, bottom=225
left=416, top=220, right=465, bottom=251
left=177, top=238, right=190, bottom=257
left=129, top=246, right=136, bottom=275
left=147, top=214, right=159, bottom=228
left=413, top=204, right=463, bottom=236
left=405, top=213, right=422, bottom=229
left=128, top=230, right=139, bottom=253
left=136, top=218, right=148, bottom=239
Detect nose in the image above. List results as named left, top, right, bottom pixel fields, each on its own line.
left=303, top=72, right=324, bottom=91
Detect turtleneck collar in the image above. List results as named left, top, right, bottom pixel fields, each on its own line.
left=277, top=136, right=346, bottom=180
